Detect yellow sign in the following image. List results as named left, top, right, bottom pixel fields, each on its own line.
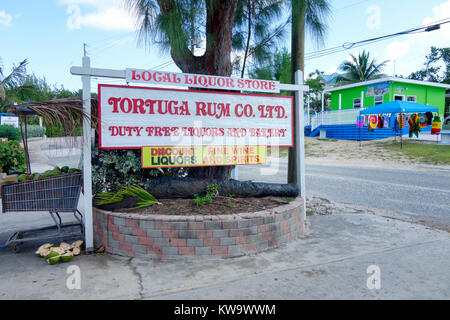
left=142, top=145, right=266, bottom=168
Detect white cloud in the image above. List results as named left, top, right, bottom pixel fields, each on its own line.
left=381, top=0, right=450, bottom=77
left=0, top=10, right=13, bottom=27
left=385, top=40, right=410, bottom=62
left=61, top=0, right=137, bottom=31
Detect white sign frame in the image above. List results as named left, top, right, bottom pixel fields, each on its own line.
left=98, top=84, right=294, bottom=149
left=71, top=57, right=308, bottom=253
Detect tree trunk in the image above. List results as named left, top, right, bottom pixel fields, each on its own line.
left=288, top=0, right=306, bottom=183
left=158, top=0, right=239, bottom=180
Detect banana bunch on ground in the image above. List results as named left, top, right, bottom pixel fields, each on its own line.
left=35, top=240, right=83, bottom=265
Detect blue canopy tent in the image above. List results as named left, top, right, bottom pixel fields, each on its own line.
left=359, top=100, right=439, bottom=115
left=358, top=101, right=440, bottom=148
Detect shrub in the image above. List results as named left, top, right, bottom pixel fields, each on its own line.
left=25, top=125, right=46, bottom=138
left=0, top=124, right=21, bottom=141
left=46, top=124, right=82, bottom=137
left=91, top=144, right=187, bottom=194
left=0, top=140, right=26, bottom=174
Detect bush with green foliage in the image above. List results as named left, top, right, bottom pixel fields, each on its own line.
left=45, top=124, right=82, bottom=137
left=0, top=140, right=26, bottom=174
left=91, top=144, right=187, bottom=194
left=95, top=185, right=159, bottom=209
left=25, top=125, right=46, bottom=138
left=0, top=124, right=21, bottom=141
left=193, top=184, right=219, bottom=207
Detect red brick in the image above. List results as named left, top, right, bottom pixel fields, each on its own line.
left=188, top=222, right=204, bottom=230
left=222, top=221, right=238, bottom=229
left=125, top=219, right=139, bottom=228
left=132, top=227, right=147, bottom=237
left=163, top=230, right=179, bottom=238
left=203, top=238, right=220, bottom=246
left=178, top=247, right=195, bottom=255
left=170, top=238, right=187, bottom=247
left=108, top=223, right=119, bottom=233
left=235, top=236, right=249, bottom=245
left=211, top=246, right=228, bottom=255
left=138, top=237, right=154, bottom=246
left=196, top=230, right=213, bottom=238
left=244, top=243, right=257, bottom=252
left=257, top=224, right=269, bottom=233
left=229, top=229, right=244, bottom=237
left=261, top=231, right=274, bottom=241
left=119, top=242, right=133, bottom=251
left=112, top=232, right=120, bottom=241
left=154, top=221, right=171, bottom=230
left=148, top=247, right=162, bottom=254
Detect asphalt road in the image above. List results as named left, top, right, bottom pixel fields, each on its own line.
left=238, top=161, right=450, bottom=229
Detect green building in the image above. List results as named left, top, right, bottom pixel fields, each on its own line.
left=326, top=77, right=450, bottom=116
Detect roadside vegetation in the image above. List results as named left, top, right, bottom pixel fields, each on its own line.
left=380, top=141, right=450, bottom=165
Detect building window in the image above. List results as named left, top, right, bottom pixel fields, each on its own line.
left=407, top=95, right=416, bottom=102
left=353, top=98, right=361, bottom=108
left=374, top=95, right=383, bottom=105
left=394, top=95, right=404, bottom=101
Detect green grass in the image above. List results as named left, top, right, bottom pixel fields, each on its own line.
left=306, top=210, right=315, bottom=216
left=381, top=140, right=450, bottom=165
left=282, top=197, right=296, bottom=202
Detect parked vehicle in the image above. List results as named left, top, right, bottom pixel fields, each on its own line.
left=445, top=115, right=450, bottom=125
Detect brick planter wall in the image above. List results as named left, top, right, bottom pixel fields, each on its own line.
left=93, top=198, right=304, bottom=260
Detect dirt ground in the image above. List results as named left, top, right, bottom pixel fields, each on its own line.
left=111, top=196, right=287, bottom=216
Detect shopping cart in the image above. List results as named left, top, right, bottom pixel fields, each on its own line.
left=0, top=173, right=84, bottom=252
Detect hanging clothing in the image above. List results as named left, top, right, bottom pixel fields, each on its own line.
left=393, top=117, right=399, bottom=133
left=378, top=116, right=383, bottom=128
left=417, top=113, right=427, bottom=129
left=403, top=114, right=410, bottom=125
left=356, top=116, right=364, bottom=128
left=383, top=115, right=390, bottom=128
left=369, top=115, right=378, bottom=131
left=398, top=114, right=405, bottom=129
left=426, top=112, right=433, bottom=125
left=431, top=115, right=442, bottom=135
left=409, top=114, right=420, bottom=138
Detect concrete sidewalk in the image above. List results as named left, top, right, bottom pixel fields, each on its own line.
left=0, top=211, right=448, bottom=299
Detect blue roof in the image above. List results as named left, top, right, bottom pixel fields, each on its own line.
left=359, top=100, right=439, bottom=114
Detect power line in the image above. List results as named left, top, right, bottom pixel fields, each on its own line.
left=304, top=18, right=450, bottom=61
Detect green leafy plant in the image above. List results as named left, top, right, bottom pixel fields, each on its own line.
left=95, top=185, right=159, bottom=209
left=0, top=124, right=21, bottom=141
left=193, top=184, right=219, bottom=207
left=92, top=144, right=187, bottom=194
left=25, top=125, right=46, bottom=138
left=0, top=139, right=26, bottom=174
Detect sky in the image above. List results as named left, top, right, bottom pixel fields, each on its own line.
left=1, top=0, right=449, bottom=94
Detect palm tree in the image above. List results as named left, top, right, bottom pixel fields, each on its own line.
left=288, top=0, right=331, bottom=184
left=232, top=0, right=285, bottom=77
left=126, top=0, right=291, bottom=180
left=0, top=58, right=28, bottom=112
left=338, top=50, right=388, bottom=83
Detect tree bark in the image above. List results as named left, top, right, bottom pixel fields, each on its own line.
left=157, top=0, right=239, bottom=180
left=288, top=0, right=306, bottom=183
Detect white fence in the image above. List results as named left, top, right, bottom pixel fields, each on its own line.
left=309, top=108, right=362, bottom=131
